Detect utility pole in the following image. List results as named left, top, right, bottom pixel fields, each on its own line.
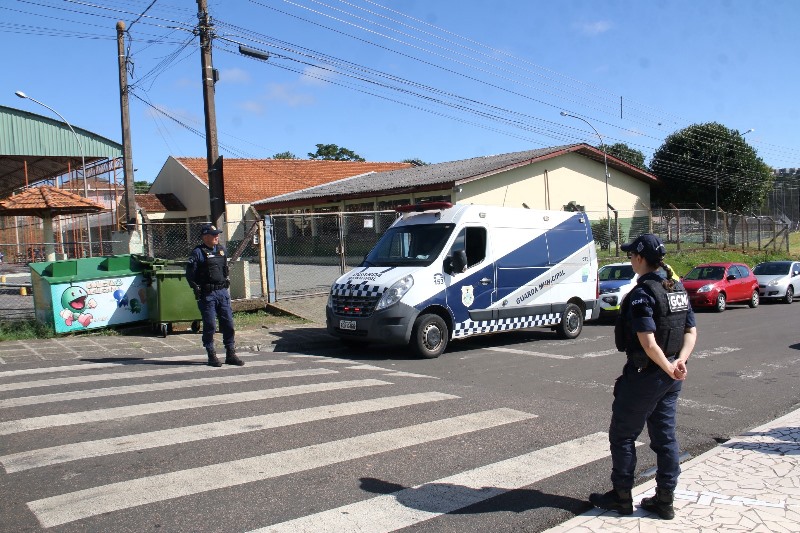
left=197, top=0, right=225, bottom=240
left=117, top=21, right=138, bottom=233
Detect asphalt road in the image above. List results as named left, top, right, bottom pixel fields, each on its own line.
left=1, top=298, right=798, bottom=532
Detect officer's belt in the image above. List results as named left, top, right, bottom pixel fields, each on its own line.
left=202, top=283, right=226, bottom=292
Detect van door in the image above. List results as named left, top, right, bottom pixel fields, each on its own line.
left=445, top=226, right=494, bottom=323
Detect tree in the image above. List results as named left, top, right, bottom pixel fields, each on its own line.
left=307, top=144, right=365, bottom=161
left=650, top=122, right=773, bottom=213
left=272, top=151, right=298, bottom=159
left=604, top=143, right=647, bottom=171
left=402, top=158, right=428, bottom=166
left=133, top=181, right=150, bottom=194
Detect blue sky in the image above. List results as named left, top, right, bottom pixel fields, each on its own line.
left=1, top=0, right=798, bottom=186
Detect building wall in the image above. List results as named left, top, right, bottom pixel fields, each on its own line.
left=149, top=157, right=212, bottom=218
left=458, top=153, right=650, bottom=214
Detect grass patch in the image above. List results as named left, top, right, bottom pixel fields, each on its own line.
left=0, top=320, right=56, bottom=341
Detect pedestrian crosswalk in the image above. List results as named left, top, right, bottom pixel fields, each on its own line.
left=0, top=350, right=614, bottom=531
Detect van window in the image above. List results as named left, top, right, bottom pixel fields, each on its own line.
left=449, top=227, right=487, bottom=268
left=363, top=223, right=455, bottom=267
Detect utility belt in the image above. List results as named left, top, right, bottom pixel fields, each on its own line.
left=202, top=282, right=228, bottom=292
left=628, top=351, right=678, bottom=372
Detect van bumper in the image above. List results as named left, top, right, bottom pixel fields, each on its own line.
left=326, top=302, right=419, bottom=345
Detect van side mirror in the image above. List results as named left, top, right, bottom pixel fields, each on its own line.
left=446, top=250, right=467, bottom=275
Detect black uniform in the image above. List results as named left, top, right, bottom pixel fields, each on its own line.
left=186, top=242, right=235, bottom=353
left=609, top=271, right=695, bottom=491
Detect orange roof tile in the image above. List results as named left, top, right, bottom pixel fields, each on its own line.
left=0, top=185, right=106, bottom=216
left=175, top=158, right=412, bottom=204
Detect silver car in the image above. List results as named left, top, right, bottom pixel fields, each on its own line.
left=753, top=261, right=800, bottom=304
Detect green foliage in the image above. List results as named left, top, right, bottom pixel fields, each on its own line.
left=308, top=144, right=365, bottom=161
left=133, top=181, right=151, bottom=194
left=402, top=158, right=428, bottom=166
left=563, top=200, right=585, bottom=212
left=590, top=217, right=620, bottom=250
left=272, top=151, right=298, bottom=159
left=650, top=122, right=773, bottom=212
left=605, top=143, right=647, bottom=170
left=0, top=319, right=55, bottom=341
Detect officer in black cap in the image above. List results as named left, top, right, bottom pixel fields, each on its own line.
left=589, top=233, right=697, bottom=520
left=186, top=223, right=243, bottom=367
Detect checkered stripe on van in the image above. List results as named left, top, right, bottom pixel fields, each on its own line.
left=452, top=313, right=561, bottom=338
left=331, top=282, right=385, bottom=298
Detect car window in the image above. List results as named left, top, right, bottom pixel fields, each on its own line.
left=753, top=262, right=790, bottom=276
left=735, top=265, right=751, bottom=278
left=685, top=266, right=725, bottom=281
left=449, top=226, right=487, bottom=268
left=598, top=265, right=635, bottom=281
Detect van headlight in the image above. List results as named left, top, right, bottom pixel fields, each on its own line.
left=697, top=284, right=714, bottom=293
left=376, top=275, right=414, bottom=310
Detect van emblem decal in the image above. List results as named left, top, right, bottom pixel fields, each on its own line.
left=433, top=273, right=444, bottom=285
left=461, top=285, right=474, bottom=307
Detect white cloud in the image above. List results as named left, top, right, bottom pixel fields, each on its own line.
left=265, top=82, right=315, bottom=107
left=238, top=100, right=265, bottom=114
left=300, top=65, right=335, bottom=86
left=576, top=20, right=612, bottom=36
left=219, top=67, right=251, bottom=84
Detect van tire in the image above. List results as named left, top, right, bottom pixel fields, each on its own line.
left=557, top=303, right=583, bottom=339
left=411, top=313, right=449, bottom=358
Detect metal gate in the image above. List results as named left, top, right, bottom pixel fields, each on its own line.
left=267, top=211, right=397, bottom=299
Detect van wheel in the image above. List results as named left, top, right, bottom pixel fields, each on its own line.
left=557, top=303, right=583, bottom=339
left=748, top=290, right=759, bottom=308
left=411, top=313, right=448, bottom=358
left=715, top=293, right=726, bottom=312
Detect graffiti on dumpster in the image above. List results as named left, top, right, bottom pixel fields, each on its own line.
left=52, top=276, right=149, bottom=332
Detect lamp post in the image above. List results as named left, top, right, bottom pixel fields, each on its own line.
left=15, top=91, right=93, bottom=257
left=560, top=111, right=613, bottom=253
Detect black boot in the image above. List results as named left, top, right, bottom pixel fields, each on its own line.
left=207, top=349, right=222, bottom=367
left=640, top=487, right=675, bottom=520
left=589, top=487, right=633, bottom=515
left=225, top=346, right=244, bottom=366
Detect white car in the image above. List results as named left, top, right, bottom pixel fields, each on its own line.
left=597, top=262, right=637, bottom=318
left=753, top=261, right=800, bottom=304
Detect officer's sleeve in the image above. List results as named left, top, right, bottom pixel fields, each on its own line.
left=629, top=286, right=657, bottom=333
left=186, top=248, right=201, bottom=288
left=685, top=302, right=697, bottom=329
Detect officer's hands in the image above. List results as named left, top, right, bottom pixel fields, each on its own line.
left=224, top=278, right=231, bottom=289
left=671, top=360, right=688, bottom=381
left=191, top=284, right=202, bottom=301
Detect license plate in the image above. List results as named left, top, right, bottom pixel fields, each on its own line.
left=339, top=320, right=357, bottom=331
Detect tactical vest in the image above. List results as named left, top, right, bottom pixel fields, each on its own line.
left=615, top=278, right=689, bottom=367
left=193, top=244, right=228, bottom=285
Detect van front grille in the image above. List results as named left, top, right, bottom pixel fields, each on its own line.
left=331, top=294, right=381, bottom=317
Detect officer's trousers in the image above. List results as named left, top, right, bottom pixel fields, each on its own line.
left=609, top=360, right=682, bottom=491
left=197, top=288, right=235, bottom=351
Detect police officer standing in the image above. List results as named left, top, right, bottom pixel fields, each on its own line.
left=589, top=234, right=697, bottom=520
left=186, top=224, right=243, bottom=367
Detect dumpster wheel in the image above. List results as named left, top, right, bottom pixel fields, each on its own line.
left=191, top=320, right=201, bottom=333
left=159, top=323, right=168, bottom=338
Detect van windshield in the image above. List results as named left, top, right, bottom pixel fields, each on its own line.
left=363, top=223, right=455, bottom=267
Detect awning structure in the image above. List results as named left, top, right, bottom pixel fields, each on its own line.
left=0, top=105, right=122, bottom=199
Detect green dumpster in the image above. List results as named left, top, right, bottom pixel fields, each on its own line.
left=140, top=259, right=202, bottom=338
left=29, top=255, right=150, bottom=334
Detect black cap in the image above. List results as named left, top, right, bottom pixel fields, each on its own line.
left=620, top=233, right=666, bottom=263
left=200, top=223, right=222, bottom=236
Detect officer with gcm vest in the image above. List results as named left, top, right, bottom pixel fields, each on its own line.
left=590, top=234, right=697, bottom=520
left=186, top=224, right=243, bottom=367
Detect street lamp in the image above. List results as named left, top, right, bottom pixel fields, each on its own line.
left=15, top=91, right=93, bottom=257
left=560, top=111, right=613, bottom=253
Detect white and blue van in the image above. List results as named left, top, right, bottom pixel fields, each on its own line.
left=326, top=203, right=599, bottom=358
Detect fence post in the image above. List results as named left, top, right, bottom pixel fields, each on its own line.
left=701, top=209, right=706, bottom=248
left=261, top=216, right=276, bottom=302
left=787, top=223, right=791, bottom=254
left=337, top=212, right=346, bottom=274
left=757, top=217, right=762, bottom=250
left=675, top=207, right=681, bottom=252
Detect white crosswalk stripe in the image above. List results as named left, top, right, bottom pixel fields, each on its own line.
left=0, top=359, right=293, bottom=392
left=255, top=432, right=609, bottom=533
left=0, top=375, right=388, bottom=435
left=27, top=408, right=536, bottom=527
left=0, top=392, right=459, bottom=473
left=0, top=367, right=341, bottom=408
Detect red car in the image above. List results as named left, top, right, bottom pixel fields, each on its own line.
left=681, top=262, right=759, bottom=312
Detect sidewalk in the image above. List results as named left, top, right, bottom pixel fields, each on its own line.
left=546, top=406, right=800, bottom=533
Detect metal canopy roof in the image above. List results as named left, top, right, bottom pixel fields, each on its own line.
left=0, top=105, right=122, bottom=199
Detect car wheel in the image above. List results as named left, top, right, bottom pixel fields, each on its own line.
left=557, top=303, right=583, bottom=339
left=785, top=286, right=794, bottom=305
left=748, top=289, right=760, bottom=308
left=411, top=313, right=449, bottom=359
left=715, top=293, right=726, bottom=312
